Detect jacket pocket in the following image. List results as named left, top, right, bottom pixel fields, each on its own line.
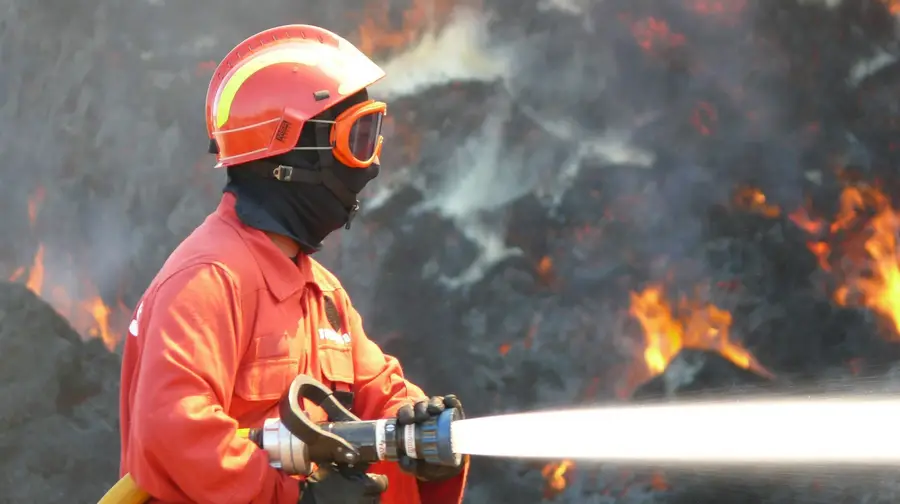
left=318, top=347, right=355, bottom=387
left=234, top=333, right=299, bottom=401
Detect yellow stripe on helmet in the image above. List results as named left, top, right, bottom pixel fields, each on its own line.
left=214, top=45, right=322, bottom=128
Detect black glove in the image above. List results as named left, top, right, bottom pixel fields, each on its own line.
left=298, top=465, right=388, bottom=504
left=396, top=395, right=466, bottom=482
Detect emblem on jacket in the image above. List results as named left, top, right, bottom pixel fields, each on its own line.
left=319, top=295, right=350, bottom=345
left=323, top=295, right=342, bottom=331
left=318, top=328, right=351, bottom=345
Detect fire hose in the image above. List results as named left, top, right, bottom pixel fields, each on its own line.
left=97, top=374, right=461, bottom=504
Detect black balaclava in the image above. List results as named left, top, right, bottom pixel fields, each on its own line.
left=223, top=89, right=379, bottom=254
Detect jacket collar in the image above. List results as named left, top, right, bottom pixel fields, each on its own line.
left=214, top=192, right=314, bottom=302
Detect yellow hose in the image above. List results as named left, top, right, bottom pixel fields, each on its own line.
left=96, top=474, right=149, bottom=504
left=97, top=428, right=252, bottom=503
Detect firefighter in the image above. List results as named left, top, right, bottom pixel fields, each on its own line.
left=118, top=24, right=469, bottom=504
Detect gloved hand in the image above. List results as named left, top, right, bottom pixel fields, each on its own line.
left=396, top=395, right=466, bottom=482
left=298, top=465, right=388, bottom=504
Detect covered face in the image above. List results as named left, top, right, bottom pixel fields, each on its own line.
left=224, top=89, right=385, bottom=253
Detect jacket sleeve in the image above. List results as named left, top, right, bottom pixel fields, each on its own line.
left=345, top=298, right=470, bottom=504
left=126, top=263, right=300, bottom=504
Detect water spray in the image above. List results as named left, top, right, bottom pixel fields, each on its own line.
left=452, top=397, right=900, bottom=465
left=99, top=376, right=900, bottom=504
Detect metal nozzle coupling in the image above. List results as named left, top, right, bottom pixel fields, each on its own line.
left=260, top=417, right=311, bottom=475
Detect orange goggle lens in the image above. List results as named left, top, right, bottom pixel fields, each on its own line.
left=329, top=100, right=386, bottom=168
left=347, top=111, right=383, bottom=162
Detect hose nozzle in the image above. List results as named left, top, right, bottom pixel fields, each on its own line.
left=245, top=375, right=462, bottom=475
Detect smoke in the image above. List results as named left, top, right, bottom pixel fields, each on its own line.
left=523, top=109, right=657, bottom=208
left=848, top=50, right=898, bottom=87
left=372, top=9, right=510, bottom=100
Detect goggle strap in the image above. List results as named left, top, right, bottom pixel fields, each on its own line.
left=314, top=118, right=336, bottom=165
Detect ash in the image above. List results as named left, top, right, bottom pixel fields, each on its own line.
left=4, top=0, right=900, bottom=502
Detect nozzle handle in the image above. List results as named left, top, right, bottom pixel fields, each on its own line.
left=278, top=374, right=365, bottom=466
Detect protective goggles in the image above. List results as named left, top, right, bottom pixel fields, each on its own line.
left=294, top=99, right=386, bottom=168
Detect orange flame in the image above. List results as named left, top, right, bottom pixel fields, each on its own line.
left=629, top=17, right=686, bottom=55
left=28, top=186, right=45, bottom=226
left=536, top=255, right=558, bottom=288
left=797, top=183, right=900, bottom=336
left=686, top=0, right=748, bottom=19
left=538, top=256, right=553, bottom=277
left=11, top=188, right=125, bottom=350
left=629, top=285, right=772, bottom=377
left=353, top=0, right=468, bottom=56
left=651, top=471, right=669, bottom=490
left=541, top=460, right=573, bottom=498
left=25, top=244, right=45, bottom=294
left=84, top=296, right=114, bottom=344
left=788, top=205, right=825, bottom=235
left=7, top=266, right=24, bottom=282
left=14, top=244, right=123, bottom=351
left=733, top=186, right=781, bottom=218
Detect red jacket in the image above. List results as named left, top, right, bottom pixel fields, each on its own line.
left=119, top=192, right=468, bottom=503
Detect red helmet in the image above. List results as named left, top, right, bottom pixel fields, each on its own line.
left=205, top=25, right=386, bottom=168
